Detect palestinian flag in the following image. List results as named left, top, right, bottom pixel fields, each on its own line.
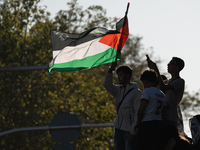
left=48, top=16, right=129, bottom=75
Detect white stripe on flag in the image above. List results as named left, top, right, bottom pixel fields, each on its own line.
left=54, top=38, right=111, bottom=64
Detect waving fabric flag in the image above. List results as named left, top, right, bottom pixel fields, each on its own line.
left=48, top=16, right=129, bottom=75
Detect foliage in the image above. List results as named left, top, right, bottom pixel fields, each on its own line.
left=53, top=0, right=119, bottom=33
left=181, top=91, right=200, bottom=118
left=0, top=0, right=56, bottom=149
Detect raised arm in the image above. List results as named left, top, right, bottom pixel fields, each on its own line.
left=146, top=55, right=174, bottom=91
left=103, top=61, right=118, bottom=97
left=108, top=61, right=117, bottom=73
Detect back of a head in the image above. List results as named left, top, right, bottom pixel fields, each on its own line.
left=140, top=69, right=158, bottom=83
left=116, top=65, right=132, bottom=79
left=173, top=57, right=185, bottom=71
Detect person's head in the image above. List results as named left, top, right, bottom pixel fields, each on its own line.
left=167, top=57, right=185, bottom=74
left=140, top=69, right=158, bottom=88
left=116, top=65, right=132, bottom=86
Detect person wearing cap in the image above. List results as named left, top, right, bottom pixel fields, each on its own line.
left=103, top=61, right=142, bottom=150
left=146, top=56, right=186, bottom=136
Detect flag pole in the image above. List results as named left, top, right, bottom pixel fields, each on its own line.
left=115, top=2, right=130, bottom=62
left=125, top=2, right=130, bottom=16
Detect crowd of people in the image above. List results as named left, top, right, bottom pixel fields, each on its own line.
left=103, top=55, right=200, bottom=150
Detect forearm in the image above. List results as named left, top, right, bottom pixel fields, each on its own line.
left=152, top=65, right=165, bottom=89
left=158, top=75, right=166, bottom=90
left=103, top=71, right=116, bottom=97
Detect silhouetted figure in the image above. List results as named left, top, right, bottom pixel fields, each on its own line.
left=104, top=61, right=142, bottom=150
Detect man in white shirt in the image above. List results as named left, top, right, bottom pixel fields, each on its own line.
left=146, top=55, right=186, bottom=136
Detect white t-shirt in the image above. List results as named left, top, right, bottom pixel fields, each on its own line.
left=141, top=87, right=167, bottom=122
left=165, top=77, right=185, bottom=122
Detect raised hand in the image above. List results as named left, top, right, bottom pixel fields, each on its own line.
left=110, top=61, right=117, bottom=71
left=146, top=55, right=157, bottom=70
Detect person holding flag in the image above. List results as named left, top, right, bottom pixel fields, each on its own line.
left=102, top=3, right=142, bottom=149
left=104, top=61, right=141, bottom=150
left=48, top=3, right=139, bottom=149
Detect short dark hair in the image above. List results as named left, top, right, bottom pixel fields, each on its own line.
left=172, top=57, right=185, bottom=71
left=116, top=65, right=132, bottom=79
left=140, top=69, right=158, bottom=83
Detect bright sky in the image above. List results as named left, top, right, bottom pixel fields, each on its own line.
left=40, top=0, right=200, bottom=94
left=39, top=0, right=200, bottom=137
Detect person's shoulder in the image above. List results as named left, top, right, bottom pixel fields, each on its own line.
left=157, top=87, right=166, bottom=95
left=176, top=76, right=184, bottom=81
left=129, top=83, right=142, bottom=93
left=142, top=87, right=154, bottom=93
left=152, top=87, right=166, bottom=98
left=144, top=86, right=157, bottom=92
left=169, top=77, right=185, bottom=87
left=173, top=76, right=184, bottom=82
left=141, top=87, right=152, bottom=96
left=129, top=82, right=139, bottom=89
left=174, top=77, right=185, bottom=85
left=179, top=77, right=185, bottom=82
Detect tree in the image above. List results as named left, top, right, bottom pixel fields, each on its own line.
left=53, top=0, right=119, bottom=33
left=0, top=0, right=57, bottom=149
left=180, top=91, right=200, bottom=132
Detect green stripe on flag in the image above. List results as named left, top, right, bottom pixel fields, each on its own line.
left=48, top=48, right=120, bottom=75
